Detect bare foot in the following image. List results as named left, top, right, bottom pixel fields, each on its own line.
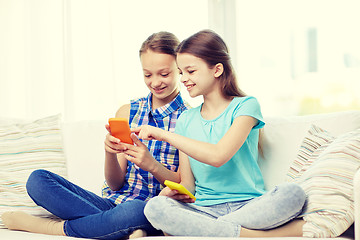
left=129, top=229, right=147, bottom=238
left=240, top=219, right=305, bottom=238
left=2, top=211, right=32, bottom=231
left=1, top=211, right=65, bottom=236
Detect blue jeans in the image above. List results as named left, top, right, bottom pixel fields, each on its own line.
left=144, top=183, right=306, bottom=237
left=26, top=169, right=159, bottom=239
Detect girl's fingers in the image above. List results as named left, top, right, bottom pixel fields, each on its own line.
left=104, top=145, right=121, bottom=154
left=159, top=187, right=175, bottom=197
left=179, top=198, right=195, bottom=203
left=131, top=127, right=141, bottom=134
left=171, top=193, right=190, bottom=200
left=130, top=134, right=144, bottom=146
left=105, top=138, right=128, bottom=152
left=124, top=152, right=138, bottom=163
left=105, top=132, right=120, bottom=144
left=124, top=149, right=136, bottom=156
left=110, top=136, right=120, bottom=144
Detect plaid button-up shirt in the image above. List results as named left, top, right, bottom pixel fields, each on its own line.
left=102, top=93, right=190, bottom=204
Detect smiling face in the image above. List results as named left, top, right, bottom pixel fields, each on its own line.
left=176, top=53, right=218, bottom=98
left=140, top=50, right=180, bottom=108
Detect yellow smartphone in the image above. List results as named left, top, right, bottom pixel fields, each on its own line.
left=108, top=118, right=133, bottom=144
left=164, top=180, right=196, bottom=200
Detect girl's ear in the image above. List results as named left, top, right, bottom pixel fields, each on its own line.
left=214, top=63, right=224, bottom=78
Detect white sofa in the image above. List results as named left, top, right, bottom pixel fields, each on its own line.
left=1, top=110, right=359, bottom=240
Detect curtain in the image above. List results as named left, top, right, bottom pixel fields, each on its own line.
left=0, top=0, right=208, bottom=121
left=3, top=0, right=357, bottom=121
left=0, top=0, right=65, bottom=120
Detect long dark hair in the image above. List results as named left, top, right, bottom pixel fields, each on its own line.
left=177, top=30, right=265, bottom=153
left=176, top=29, right=246, bottom=98
left=139, top=31, right=180, bottom=57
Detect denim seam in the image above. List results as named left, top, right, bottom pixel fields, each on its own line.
left=63, top=220, right=69, bottom=236
left=234, top=223, right=241, bottom=237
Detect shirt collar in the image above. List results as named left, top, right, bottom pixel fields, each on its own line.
left=145, top=92, right=184, bottom=120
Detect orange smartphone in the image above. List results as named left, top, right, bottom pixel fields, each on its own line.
left=108, top=118, right=133, bottom=144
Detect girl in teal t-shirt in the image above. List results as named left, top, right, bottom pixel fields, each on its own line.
left=176, top=96, right=266, bottom=206
left=131, top=30, right=306, bottom=237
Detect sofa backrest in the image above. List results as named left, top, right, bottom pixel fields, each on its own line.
left=259, top=110, right=360, bottom=190
left=61, top=111, right=360, bottom=195
left=62, top=120, right=107, bottom=195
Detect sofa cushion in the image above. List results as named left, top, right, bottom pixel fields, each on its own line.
left=0, top=114, right=67, bottom=227
left=286, top=124, right=335, bottom=182
left=288, top=126, right=360, bottom=237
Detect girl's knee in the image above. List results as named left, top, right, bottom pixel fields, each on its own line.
left=129, top=199, right=147, bottom=209
left=26, top=170, right=49, bottom=191
left=26, top=169, right=54, bottom=199
left=283, top=183, right=306, bottom=201
left=144, top=196, right=165, bottom=218
left=275, top=183, right=306, bottom=210
left=144, top=196, right=173, bottom=224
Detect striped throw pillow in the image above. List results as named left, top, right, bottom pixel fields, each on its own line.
left=296, top=127, right=360, bottom=237
left=0, top=114, right=67, bottom=228
left=286, top=125, right=335, bottom=182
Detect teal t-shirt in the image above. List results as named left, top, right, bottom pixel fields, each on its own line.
left=175, top=96, right=266, bottom=206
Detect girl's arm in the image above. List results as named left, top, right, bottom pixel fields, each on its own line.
left=179, top=151, right=196, bottom=194
left=133, top=115, right=257, bottom=168
left=159, top=150, right=196, bottom=203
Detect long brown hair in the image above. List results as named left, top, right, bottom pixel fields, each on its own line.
left=139, top=31, right=180, bottom=57
left=176, top=29, right=246, bottom=99
left=177, top=30, right=264, bottom=154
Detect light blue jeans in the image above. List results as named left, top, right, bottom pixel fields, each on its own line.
left=144, top=183, right=306, bottom=237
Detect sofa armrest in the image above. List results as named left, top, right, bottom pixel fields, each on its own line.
left=353, top=168, right=360, bottom=240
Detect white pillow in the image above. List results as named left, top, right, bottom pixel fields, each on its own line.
left=286, top=124, right=335, bottom=182
left=0, top=114, right=67, bottom=227
left=288, top=126, right=360, bottom=237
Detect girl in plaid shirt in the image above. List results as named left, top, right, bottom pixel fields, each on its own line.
left=2, top=31, right=190, bottom=239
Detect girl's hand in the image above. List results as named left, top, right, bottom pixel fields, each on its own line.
left=122, top=134, right=158, bottom=172
left=159, top=187, right=195, bottom=203
left=104, top=124, right=128, bottom=153
left=131, top=125, right=165, bottom=141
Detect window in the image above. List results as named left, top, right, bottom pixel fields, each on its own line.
left=233, top=0, right=360, bottom=116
